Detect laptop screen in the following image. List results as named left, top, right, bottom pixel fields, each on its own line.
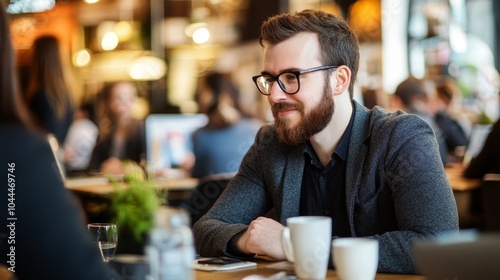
left=145, top=114, right=208, bottom=171
left=463, top=124, right=492, bottom=165
left=47, top=134, right=66, bottom=182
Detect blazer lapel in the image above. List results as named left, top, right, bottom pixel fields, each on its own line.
left=279, top=145, right=305, bottom=224
left=345, top=102, right=372, bottom=235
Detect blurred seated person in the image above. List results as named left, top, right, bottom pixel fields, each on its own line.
left=88, top=81, right=145, bottom=176
left=393, top=76, right=448, bottom=164
left=434, top=78, right=469, bottom=162
left=25, top=35, right=74, bottom=144
left=63, top=101, right=98, bottom=176
left=0, top=3, right=113, bottom=279
left=191, top=71, right=263, bottom=178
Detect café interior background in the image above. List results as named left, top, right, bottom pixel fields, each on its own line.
left=7, top=0, right=500, bottom=122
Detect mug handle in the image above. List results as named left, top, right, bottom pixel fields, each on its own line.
left=281, top=227, right=295, bottom=263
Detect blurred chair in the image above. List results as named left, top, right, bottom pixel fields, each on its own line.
left=413, top=230, right=500, bottom=280
left=179, top=172, right=234, bottom=226
left=482, top=173, right=500, bottom=232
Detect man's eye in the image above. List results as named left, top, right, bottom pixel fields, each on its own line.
left=282, top=73, right=297, bottom=83
left=263, top=76, right=274, bottom=83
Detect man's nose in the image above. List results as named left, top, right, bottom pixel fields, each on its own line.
left=268, top=81, right=289, bottom=102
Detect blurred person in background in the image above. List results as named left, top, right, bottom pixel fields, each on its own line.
left=393, top=76, right=449, bottom=164
left=63, top=101, right=99, bottom=176
left=434, top=78, right=469, bottom=163
left=0, top=2, right=112, bottom=279
left=88, top=81, right=145, bottom=175
left=25, top=35, right=74, bottom=144
left=191, top=71, right=263, bottom=178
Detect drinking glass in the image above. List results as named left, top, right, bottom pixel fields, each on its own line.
left=87, top=223, right=118, bottom=262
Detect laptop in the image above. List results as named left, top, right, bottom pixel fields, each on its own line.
left=462, top=124, right=492, bottom=165
left=145, top=114, right=208, bottom=172
left=412, top=230, right=500, bottom=280
left=47, top=134, right=67, bottom=182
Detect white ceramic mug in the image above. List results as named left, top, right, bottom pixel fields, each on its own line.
left=282, top=216, right=332, bottom=280
left=332, top=238, right=379, bottom=280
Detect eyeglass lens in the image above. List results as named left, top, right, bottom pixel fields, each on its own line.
left=256, top=72, right=299, bottom=95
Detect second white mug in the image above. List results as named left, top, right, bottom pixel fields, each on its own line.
left=282, top=216, right=332, bottom=280
left=332, top=237, right=379, bottom=280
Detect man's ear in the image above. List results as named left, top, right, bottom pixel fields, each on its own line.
left=333, top=66, right=351, bottom=95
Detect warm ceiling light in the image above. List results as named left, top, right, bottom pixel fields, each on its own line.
left=90, top=51, right=166, bottom=82
left=185, top=22, right=206, bottom=37
left=101, top=32, right=119, bottom=51
left=114, top=21, right=133, bottom=41
left=85, top=0, right=99, bottom=3
left=185, top=22, right=211, bottom=44
left=128, top=56, right=167, bottom=81
left=192, top=27, right=211, bottom=45
left=73, top=49, right=92, bottom=67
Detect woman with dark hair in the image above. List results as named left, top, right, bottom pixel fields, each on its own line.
left=26, top=35, right=74, bottom=143
left=63, top=101, right=99, bottom=174
left=88, top=81, right=145, bottom=175
left=0, top=3, right=112, bottom=279
left=191, top=71, right=262, bottom=178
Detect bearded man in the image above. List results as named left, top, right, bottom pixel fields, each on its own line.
left=192, top=9, right=458, bottom=274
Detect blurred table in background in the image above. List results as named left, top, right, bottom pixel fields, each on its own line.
left=65, top=176, right=198, bottom=195
left=66, top=168, right=484, bottom=228
left=65, top=176, right=199, bottom=224
left=445, top=166, right=484, bottom=229
left=65, top=176, right=200, bottom=255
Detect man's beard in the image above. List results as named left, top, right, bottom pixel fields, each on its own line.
left=272, top=78, right=334, bottom=145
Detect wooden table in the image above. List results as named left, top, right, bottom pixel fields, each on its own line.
left=66, top=168, right=484, bottom=230
left=445, top=166, right=481, bottom=192
left=194, top=259, right=424, bottom=280
left=66, top=167, right=476, bottom=194
left=445, top=166, right=484, bottom=228
left=65, top=176, right=199, bottom=195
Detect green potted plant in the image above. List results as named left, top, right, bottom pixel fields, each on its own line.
left=108, top=161, right=166, bottom=254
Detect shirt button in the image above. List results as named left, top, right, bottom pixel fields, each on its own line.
left=324, top=209, right=331, bottom=215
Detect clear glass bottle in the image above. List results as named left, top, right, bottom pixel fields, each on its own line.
left=146, top=206, right=195, bottom=280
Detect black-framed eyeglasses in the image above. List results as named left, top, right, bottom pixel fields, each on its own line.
left=252, top=65, right=338, bottom=96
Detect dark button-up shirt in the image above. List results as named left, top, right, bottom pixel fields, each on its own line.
left=300, top=108, right=355, bottom=237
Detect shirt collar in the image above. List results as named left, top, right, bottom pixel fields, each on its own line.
left=335, top=106, right=355, bottom=161
left=304, top=102, right=356, bottom=163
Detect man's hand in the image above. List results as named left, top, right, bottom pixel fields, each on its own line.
left=235, top=217, right=286, bottom=260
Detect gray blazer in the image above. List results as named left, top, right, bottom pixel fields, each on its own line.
left=193, top=101, right=459, bottom=274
